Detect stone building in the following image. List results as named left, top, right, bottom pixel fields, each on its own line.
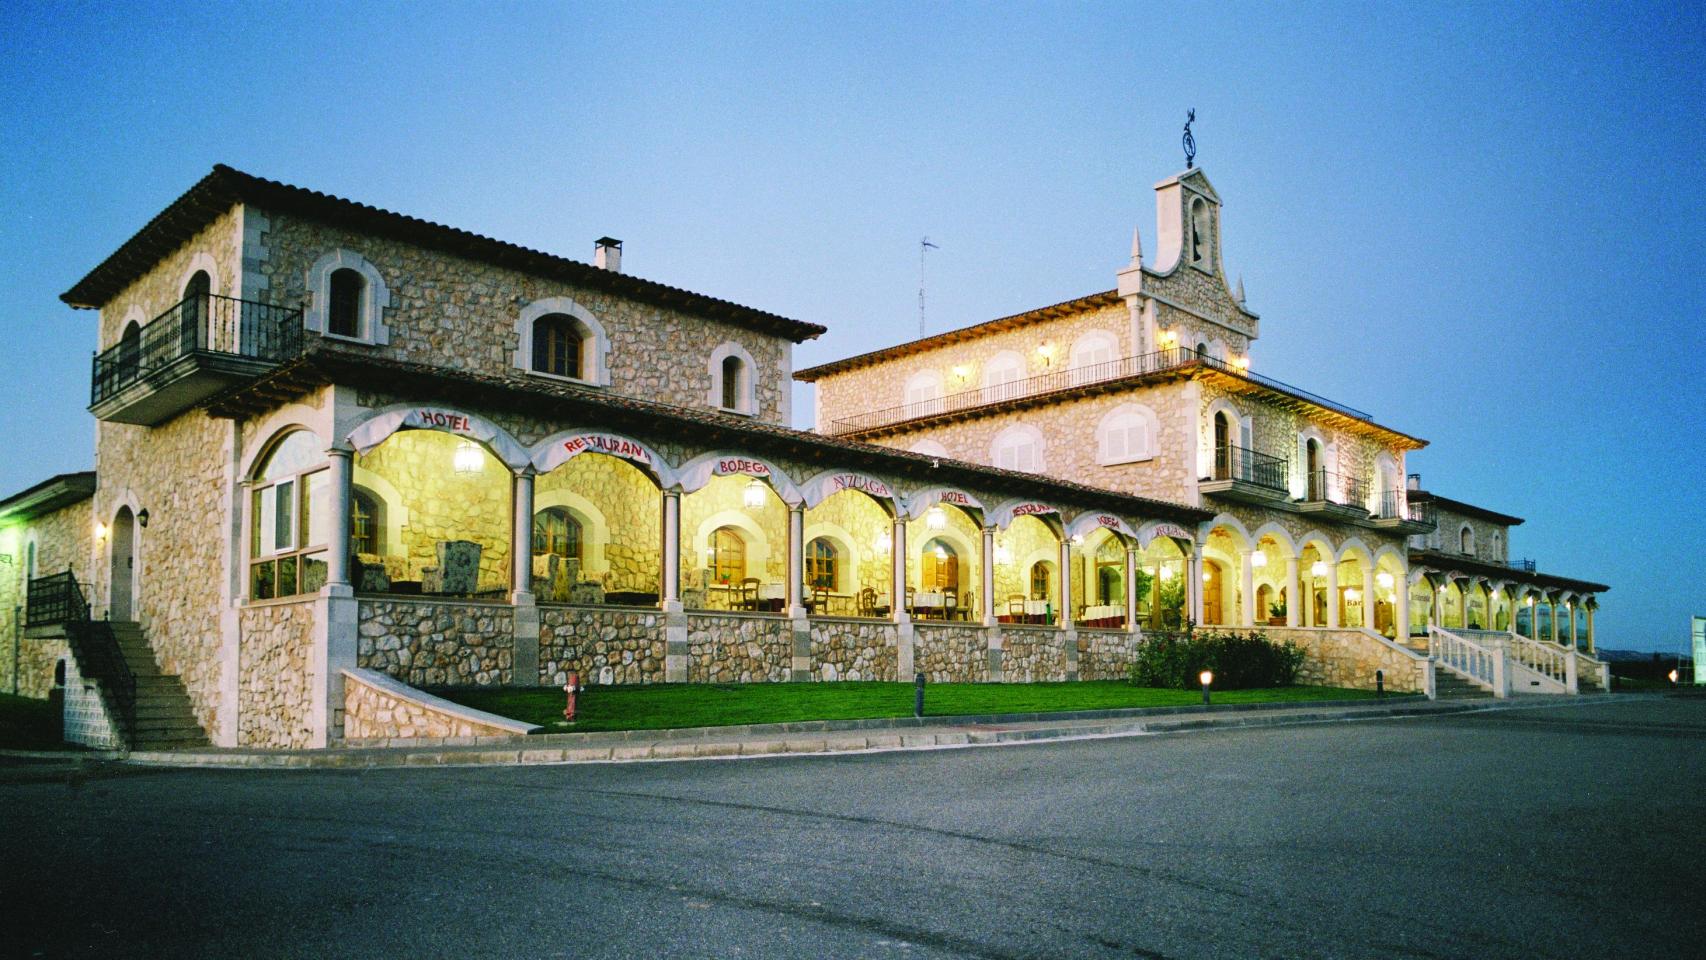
left=7, top=162, right=1610, bottom=749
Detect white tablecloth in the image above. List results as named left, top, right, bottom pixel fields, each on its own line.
left=1082, top=605, right=1124, bottom=622
left=709, top=583, right=784, bottom=600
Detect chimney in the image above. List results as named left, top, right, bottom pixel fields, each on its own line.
left=594, top=237, right=622, bottom=273
left=1406, top=473, right=1421, bottom=491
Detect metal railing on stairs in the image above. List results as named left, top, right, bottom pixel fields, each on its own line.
left=1427, top=626, right=1504, bottom=696
left=25, top=569, right=134, bottom=745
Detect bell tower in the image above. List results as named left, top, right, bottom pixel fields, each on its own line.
left=1152, top=167, right=1223, bottom=277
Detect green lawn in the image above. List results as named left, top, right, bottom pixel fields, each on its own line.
left=0, top=692, right=67, bottom=750
left=430, top=681, right=1381, bottom=734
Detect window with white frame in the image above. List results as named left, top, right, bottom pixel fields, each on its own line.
left=909, top=439, right=951, bottom=458
left=707, top=342, right=757, bottom=414
left=991, top=424, right=1045, bottom=473
left=983, top=351, right=1024, bottom=397
left=905, top=370, right=944, bottom=414
left=306, top=250, right=389, bottom=344
left=1069, top=332, right=1116, bottom=370
left=515, top=297, right=609, bottom=386
left=1095, top=403, right=1157, bottom=465
left=248, top=430, right=328, bottom=601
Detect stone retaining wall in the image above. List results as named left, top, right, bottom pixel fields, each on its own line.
left=1077, top=629, right=1140, bottom=681
left=1254, top=626, right=1428, bottom=693
left=239, top=601, right=317, bottom=748
left=688, top=613, right=791, bottom=683
left=539, top=604, right=665, bottom=686
left=809, top=617, right=897, bottom=681
left=913, top=623, right=989, bottom=683
left=357, top=597, right=515, bottom=687
left=1002, top=626, right=1069, bottom=682
left=342, top=668, right=538, bottom=741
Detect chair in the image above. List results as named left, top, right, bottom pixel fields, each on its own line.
left=942, top=587, right=959, bottom=622
left=1009, top=594, right=1026, bottom=618
left=738, top=577, right=761, bottom=611
left=812, top=584, right=830, bottom=615
left=857, top=586, right=877, bottom=618
left=904, top=586, right=916, bottom=616
left=423, top=540, right=481, bottom=595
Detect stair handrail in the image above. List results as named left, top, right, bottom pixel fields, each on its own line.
left=27, top=566, right=135, bottom=745
left=1427, top=625, right=1505, bottom=695
left=1499, top=630, right=1569, bottom=685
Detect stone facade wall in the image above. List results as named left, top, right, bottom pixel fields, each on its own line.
left=343, top=669, right=531, bottom=741
left=95, top=409, right=233, bottom=738
left=1254, top=626, right=1427, bottom=693
left=1077, top=629, right=1140, bottom=681
left=539, top=605, right=664, bottom=686
left=1001, top=626, right=1069, bottom=682
left=868, top=380, right=1199, bottom=506
left=0, top=498, right=91, bottom=697
left=96, top=207, right=242, bottom=348
left=1421, top=506, right=1511, bottom=563
left=686, top=613, right=790, bottom=683
left=355, top=430, right=512, bottom=593
left=808, top=617, right=897, bottom=681
left=358, top=598, right=515, bottom=686
left=812, top=300, right=1134, bottom=431
left=258, top=209, right=795, bottom=424
left=238, top=601, right=317, bottom=748
left=912, top=623, right=989, bottom=683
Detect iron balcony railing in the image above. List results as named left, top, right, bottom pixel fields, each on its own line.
left=1377, top=489, right=1434, bottom=523
left=1212, top=443, right=1289, bottom=493
left=91, top=294, right=304, bottom=406
left=1305, top=468, right=1370, bottom=509
left=827, top=346, right=1373, bottom=435
left=1507, top=559, right=1537, bottom=572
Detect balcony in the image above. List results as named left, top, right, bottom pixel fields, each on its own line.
left=1372, top=488, right=1437, bottom=534
left=826, top=347, right=1372, bottom=437
left=1200, top=443, right=1291, bottom=505
left=1296, top=468, right=1374, bottom=522
left=91, top=294, right=303, bottom=425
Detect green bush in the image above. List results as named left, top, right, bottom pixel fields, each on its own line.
left=1128, top=629, right=1305, bottom=690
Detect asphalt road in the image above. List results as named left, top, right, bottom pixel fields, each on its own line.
left=5, top=696, right=1704, bottom=959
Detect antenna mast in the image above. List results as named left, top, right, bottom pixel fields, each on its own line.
left=918, top=237, right=938, bottom=338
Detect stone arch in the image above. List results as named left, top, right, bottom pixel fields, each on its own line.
left=177, top=251, right=222, bottom=299
left=344, top=403, right=530, bottom=471
left=530, top=429, right=672, bottom=489
left=798, top=468, right=899, bottom=517
left=514, top=295, right=610, bottom=385
left=351, top=464, right=411, bottom=554
left=988, top=499, right=1065, bottom=538
left=692, top=509, right=773, bottom=581
left=801, top=520, right=860, bottom=594
left=673, top=450, right=803, bottom=505
left=1250, top=522, right=1299, bottom=559
left=534, top=486, right=614, bottom=577
left=908, top=439, right=950, bottom=459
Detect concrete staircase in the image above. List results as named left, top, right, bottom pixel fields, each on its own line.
left=1400, top=633, right=1495, bottom=700
left=109, top=621, right=209, bottom=750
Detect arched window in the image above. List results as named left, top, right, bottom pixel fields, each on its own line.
left=905, top=370, right=944, bottom=413
left=909, top=439, right=950, bottom=459
left=983, top=351, right=1025, bottom=398
left=533, top=314, right=585, bottom=379
left=1460, top=525, right=1475, bottom=556
left=1190, top=198, right=1209, bottom=266
left=1096, top=403, right=1157, bottom=465
left=1030, top=560, right=1054, bottom=600
left=921, top=538, right=958, bottom=590
left=350, top=487, right=383, bottom=556
left=327, top=268, right=364, bottom=338
left=806, top=537, right=838, bottom=589
left=721, top=354, right=744, bottom=410
left=1491, top=530, right=1503, bottom=560
left=991, top=424, right=1044, bottom=473
left=117, top=321, right=142, bottom=384
left=711, top=526, right=746, bottom=583
left=182, top=270, right=211, bottom=352
left=248, top=430, right=328, bottom=600
left=533, top=506, right=583, bottom=560
left=1069, top=332, right=1117, bottom=374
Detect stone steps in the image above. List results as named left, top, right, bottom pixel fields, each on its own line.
left=105, top=620, right=209, bottom=749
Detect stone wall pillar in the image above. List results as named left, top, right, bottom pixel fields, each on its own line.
left=1151, top=559, right=1164, bottom=629
left=326, top=448, right=353, bottom=589
left=1058, top=537, right=1073, bottom=628
left=1585, top=603, right=1596, bottom=653
left=1285, top=557, right=1301, bottom=628
left=1187, top=546, right=1204, bottom=625
left=891, top=518, right=912, bottom=678
left=1325, top=560, right=1340, bottom=629
left=1124, top=547, right=1139, bottom=634
left=661, top=491, right=682, bottom=609
left=1527, top=596, right=1539, bottom=641
left=510, top=470, right=534, bottom=603
left=1428, top=578, right=1440, bottom=628
left=1394, top=572, right=1410, bottom=640
left=1238, top=549, right=1256, bottom=627
left=786, top=505, right=805, bottom=619
left=1361, top=565, right=1376, bottom=632
left=981, top=526, right=997, bottom=627
left=1548, top=600, right=1559, bottom=645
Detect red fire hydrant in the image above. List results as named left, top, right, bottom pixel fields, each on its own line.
left=564, top=672, right=582, bottom=722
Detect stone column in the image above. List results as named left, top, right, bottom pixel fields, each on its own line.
left=1285, top=557, right=1301, bottom=628
left=1585, top=603, right=1596, bottom=653
left=1124, top=547, right=1139, bottom=634
left=786, top=505, right=806, bottom=619
left=890, top=518, right=908, bottom=624
left=1548, top=600, right=1559, bottom=645
left=325, top=447, right=353, bottom=591
left=1151, top=559, right=1164, bottom=629
left=1324, top=561, right=1340, bottom=629
left=1428, top=579, right=1440, bottom=628
left=1394, top=572, right=1410, bottom=640
left=1187, top=547, right=1204, bottom=626
left=1527, top=596, right=1539, bottom=641
left=1238, top=549, right=1256, bottom=628
left=1058, top=537, right=1073, bottom=628
left=981, top=527, right=997, bottom=627
left=1361, top=565, right=1376, bottom=632
left=510, top=470, right=535, bottom=603
left=661, top=491, right=682, bottom=611
left=1569, top=602, right=1579, bottom=651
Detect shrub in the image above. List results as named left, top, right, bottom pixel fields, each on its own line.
left=1128, top=629, right=1305, bottom=690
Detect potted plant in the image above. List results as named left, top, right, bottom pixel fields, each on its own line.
left=1268, top=600, right=1288, bottom=626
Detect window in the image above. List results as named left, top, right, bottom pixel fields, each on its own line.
left=1097, top=403, right=1156, bottom=465
left=721, top=355, right=743, bottom=410
left=533, top=506, right=583, bottom=560
left=533, top=314, right=585, bottom=379
left=992, top=424, right=1044, bottom=473
left=117, top=321, right=142, bottom=383
left=806, top=538, right=838, bottom=590
left=1460, top=525, right=1475, bottom=556
left=328, top=268, right=364, bottom=338
left=182, top=270, right=211, bottom=352
left=909, top=439, right=950, bottom=458
left=905, top=370, right=944, bottom=413
left=983, top=351, right=1024, bottom=398
left=1190, top=197, right=1209, bottom=266
left=711, top=526, right=746, bottom=584
left=921, top=538, right=958, bottom=590
left=1030, top=560, right=1054, bottom=600
left=351, top=488, right=382, bottom=556
left=248, top=430, right=327, bottom=601
left=1195, top=341, right=1209, bottom=358
left=1068, top=333, right=1116, bottom=384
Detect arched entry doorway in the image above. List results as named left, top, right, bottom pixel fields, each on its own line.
left=110, top=505, right=136, bottom=621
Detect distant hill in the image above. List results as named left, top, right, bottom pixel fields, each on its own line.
left=1597, top=648, right=1692, bottom=664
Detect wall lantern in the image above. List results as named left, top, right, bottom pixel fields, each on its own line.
left=1526, top=596, right=1535, bottom=607
left=453, top=440, right=484, bottom=473
left=1035, top=341, right=1057, bottom=366
left=950, top=364, right=971, bottom=384
left=1376, top=571, right=1395, bottom=589
left=925, top=506, right=946, bottom=530
left=741, top=479, right=767, bottom=509
left=1159, top=566, right=1175, bottom=581
left=137, top=508, right=149, bottom=528
left=1251, top=550, right=1267, bottom=568
left=1159, top=330, right=1179, bottom=348
left=1071, top=534, right=1084, bottom=546
left=994, top=543, right=1012, bottom=564
left=94, top=521, right=108, bottom=540
left=1345, top=588, right=1362, bottom=604
left=872, top=530, right=892, bottom=555
left=1310, top=561, right=1327, bottom=578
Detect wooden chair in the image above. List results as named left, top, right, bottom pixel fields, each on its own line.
left=1008, top=594, right=1026, bottom=618
left=904, top=586, right=916, bottom=617
left=942, top=587, right=959, bottom=622
left=738, top=577, right=761, bottom=611
left=857, top=586, right=877, bottom=618
left=812, top=584, right=830, bottom=615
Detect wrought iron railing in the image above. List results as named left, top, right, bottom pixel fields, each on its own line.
left=91, top=294, right=304, bottom=406
left=827, top=346, right=1372, bottom=435
left=1211, top=443, right=1289, bottom=493
left=1305, top=468, right=1370, bottom=508
left=1506, top=559, right=1536, bottom=572
left=25, top=569, right=134, bottom=744
left=1377, top=489, right=1433, bottom=523
left=1428, top=626, right=1502, bottom=694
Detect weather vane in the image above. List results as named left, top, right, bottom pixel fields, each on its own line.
left=1183, top=108, right=1196, bottom=169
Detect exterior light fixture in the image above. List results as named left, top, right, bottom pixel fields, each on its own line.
left=1670, top=669, right=1680, bottom=685
left=94, top=521, right=108, bottom=540
left=1376, top=572, right=1394, bottom=589
left=873, top=531, right=892, bottom=555
left=453, top=440, right=483, bottom=473
left=1310, top=561, right=1327, bottom=578
left=742, top=479, right=766, bottom=509
left=137, top=508, right=149, bottom=528
left=1526, top=596, right=1535, bottom=606
left=994, top=543, right=1012, bottom=564
left=1251, top=550, right=1267, bottom=568
left=926, top=506, right=946, bottom=530
left=1345, top=588, right=1362, bottom=603
left=1071, top=534, right=1084, bottom=546
left=1036, top=342, right=1057, bottom=366
left=951, top=364, right=970, bottom=383
left=1159, top=566, right=1175, bottom=581
left=1438, top=584, right=1448, bottom=593
left=1201, top=570, right=1211, bottom=583
left=1199, top=670, right=1214, bottom=705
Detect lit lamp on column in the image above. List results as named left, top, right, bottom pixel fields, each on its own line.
left=872, top=530, right=892, bottom=555
left=926, top=506, right=946, bottom=530
left=453, top=440, right=483, bottom=473
left=742, top=479, right=766, bottom=509
left=1200, top=669, right=1214, bottom=705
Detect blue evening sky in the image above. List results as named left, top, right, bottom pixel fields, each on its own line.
left=1, top=1, right=1700, bottom=652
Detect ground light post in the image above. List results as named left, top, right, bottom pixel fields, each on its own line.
left=914, top=672, right=926, bottom=718
left=1200, top=670, right=1213, bottom=706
